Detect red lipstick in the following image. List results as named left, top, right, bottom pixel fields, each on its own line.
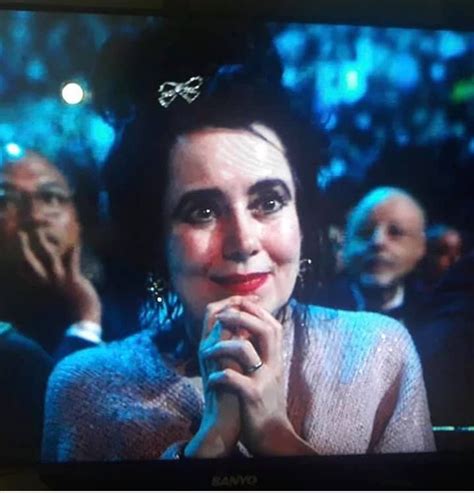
left=211, top=273, right=269, bottom=295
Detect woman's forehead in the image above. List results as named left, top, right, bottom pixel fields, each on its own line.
left=167, top=126, right=294, bottom=194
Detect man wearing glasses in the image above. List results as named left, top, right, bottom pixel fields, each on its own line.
left=316, top=186, right=427, bottom=326
left=0, top=150, right=102, bottom=359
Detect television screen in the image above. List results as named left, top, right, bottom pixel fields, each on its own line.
left=0, top=0, right=472, bottom=488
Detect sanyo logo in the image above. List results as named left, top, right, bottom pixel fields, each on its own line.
left=211, top=474, right=258, bottom=488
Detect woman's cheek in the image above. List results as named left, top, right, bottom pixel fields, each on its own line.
left=167, top=226, right=217, bottom=277
left=267, top=211, right=301, bottom=264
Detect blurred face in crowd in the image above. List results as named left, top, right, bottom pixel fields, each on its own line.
left=425, top=229, right=462, bottom=282
left=165, top=124, right=302, bottom=322
left=0, top=154, right=80, bottom=264
left=343, top=189, right=426, bottom=289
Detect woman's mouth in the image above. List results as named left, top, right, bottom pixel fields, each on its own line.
left=210, top=273, right=270, bottom=295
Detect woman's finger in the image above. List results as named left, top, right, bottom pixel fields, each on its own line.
left=202, top=295, right=260, bottom=339
left=207, top=368, right=259, bottom=403
left=215, top=308, right=280, bottom=363
left=200, top=320, right=244, bottom=376
left=239, top=299, right=283, bottom=333
left=202, top=338, right=261, bottom=373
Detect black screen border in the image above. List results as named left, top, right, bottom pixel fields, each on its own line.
left=0, top=0, right=473, bottom=31
left=0, top=0, right=473, bottom=489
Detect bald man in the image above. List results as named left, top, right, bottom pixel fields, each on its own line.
left=316, top=187, right=427, bottom=325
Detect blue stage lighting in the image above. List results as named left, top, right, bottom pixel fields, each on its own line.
left=282, top=67, right=298, bottom=89
left=26, top=59, right=47, bottom=82
left=355, top=112, right=372, bottom=130
left=4, top=142, right=24, bottom=159
left=340, top=65, right=367, bottom=103
left=430, top=63, right=446, bottom=82
left=274, top=28, right=306, bottom=64
left=468, top=138, right=474, bottom=155
left=389, top=54, right=420, bottom=90
left=345, top=70, right=359, bottom=90
left=439, top=31, right=467, bottom=59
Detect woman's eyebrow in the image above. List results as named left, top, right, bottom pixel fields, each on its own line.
left=247, top=178, right=292, bottom=198
left=171, top=179, right=292, bottom=219
left=171, top=188, right=224, bottom=218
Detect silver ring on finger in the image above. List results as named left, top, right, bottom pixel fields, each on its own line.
left=245, top=360, right=263, bottom=375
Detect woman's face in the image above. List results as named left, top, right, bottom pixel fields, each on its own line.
left=165, top=124, right=302, bottom=322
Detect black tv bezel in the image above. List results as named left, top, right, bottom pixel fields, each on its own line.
left=0, top=0, right=473, bottom=30
left=0, top=0, right=473, bottom=489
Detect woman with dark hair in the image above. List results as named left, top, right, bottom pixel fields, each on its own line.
left=43, top=22, right=434, bottom=460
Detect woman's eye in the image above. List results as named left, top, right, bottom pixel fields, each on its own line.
left=185, top=206, right=217, bottom=224
left=252, top=193, right=286, bottom=215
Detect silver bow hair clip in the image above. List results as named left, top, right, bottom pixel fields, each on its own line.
left=157, top=76, right=204, bottom=108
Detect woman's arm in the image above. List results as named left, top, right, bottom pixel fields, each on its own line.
left=369, top=327, right=436, bottom=454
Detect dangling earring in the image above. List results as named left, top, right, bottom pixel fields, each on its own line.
left=146, top=272, right=166, bottom=304
left=298, top=258, right=313, bottom=290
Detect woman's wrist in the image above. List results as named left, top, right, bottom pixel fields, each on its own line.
left=254, top=420, right=318, bottom=457
left=184, top=424, right=233, bottom=458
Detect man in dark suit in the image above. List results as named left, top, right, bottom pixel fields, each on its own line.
left=316, top=186, right=427, bottom=327
left=0, top=151, right=102, bottom=359
left=0, top=322, right=52, bottom=462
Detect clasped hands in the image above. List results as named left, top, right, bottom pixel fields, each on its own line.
left=185, top=295, right=302, bottom=458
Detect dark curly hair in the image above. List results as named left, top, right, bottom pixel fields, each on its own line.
left=93, top=20, right=329, bottom=326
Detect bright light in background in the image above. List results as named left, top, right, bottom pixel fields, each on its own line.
left=340, top=64, right=367, bottom=104
left=439, top=31, right=467, bottom=59
left=274, top=28, right=307, bottom=64
left=315, top=62, right=368, bottom=110
left=317, top=158, right=347, bottom=189
left=345, top=70, right=359, bottom=91
left=4, top=142, right=23, bottom=158
left=61, top=82, right=85, bottom=105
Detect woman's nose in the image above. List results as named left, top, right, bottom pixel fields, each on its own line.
left=222, top=210, right=260, bottom=262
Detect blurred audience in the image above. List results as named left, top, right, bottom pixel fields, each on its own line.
left=317, top=186, right=473, bottom=446
left=414, top=249, right=474, bottom=433
left=416, top=224, right=463, bottom=293
left=315, top=186, right=426, bottom=328
left=0, top=321, right=53, bottom=462
left=0, top=151, right=103, bottom=360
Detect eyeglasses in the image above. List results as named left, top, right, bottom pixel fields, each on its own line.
left=0, top=188, right=74, bottom=216
left=356, top=223, right=421, bottom=241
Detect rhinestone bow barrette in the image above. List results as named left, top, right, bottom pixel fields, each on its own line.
left=157, top=75, right=204, bottom=108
